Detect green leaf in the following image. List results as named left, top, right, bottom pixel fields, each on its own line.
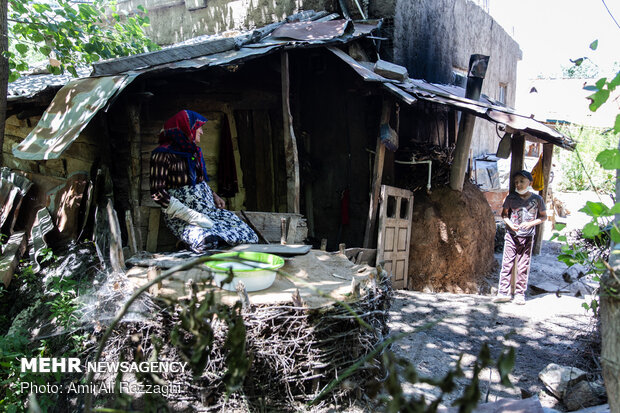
left=15, top=43, right=28, bottom=55
left=589, top=88, right=610, bottom=112
left=579, top=201, right=610, bottom=217
left=582, top=222, right=601, bottom=238
left=615, top=114, right=620, bottom=134
left=554, top=223, right=567, bottom=231
left=571, top=57, right=585, bottom=66
left=611, top=226, right=620, bottom=243
left=39, top=46, right=52, bottom=57
left=589, top=39, right=598, bottom=50
left=596, top=149, right=620, bottom=170
left=595, top=77, right=607, bottom=89
left=609, top=71, right=620, bottom=91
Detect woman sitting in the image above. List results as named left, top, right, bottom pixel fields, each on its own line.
left=150, top=110, right=258, bottom=253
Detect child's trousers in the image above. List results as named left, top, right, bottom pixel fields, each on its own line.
left=498, top=232, right=534, bottom=297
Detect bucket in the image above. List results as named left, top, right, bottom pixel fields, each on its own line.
left=204, top=252, right=285, bottom=292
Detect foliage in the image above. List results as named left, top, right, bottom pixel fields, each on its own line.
left=554, top=124, right=618, bottom=192
left=553, top=46, right=620, bottom=314
left=6, top=0, right=159, bottom=81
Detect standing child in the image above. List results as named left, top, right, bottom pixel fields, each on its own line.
left=493, top=170, right=547, bottom=305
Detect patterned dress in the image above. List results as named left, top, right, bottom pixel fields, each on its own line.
left=150, top=110, right=258, bottom=252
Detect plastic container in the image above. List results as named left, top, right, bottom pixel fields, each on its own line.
left=204, top=251, right=285, bottom=292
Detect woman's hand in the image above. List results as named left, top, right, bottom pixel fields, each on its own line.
left=213, top=192, right=226, bottom=209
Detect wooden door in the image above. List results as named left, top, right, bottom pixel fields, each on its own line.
left=377, top=185, right=414, bottom=289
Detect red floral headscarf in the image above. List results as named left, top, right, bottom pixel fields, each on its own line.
left=154, top=110, right=209, bottom=185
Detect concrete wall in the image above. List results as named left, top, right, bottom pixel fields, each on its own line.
left=391, top=0, right=522, bottom=156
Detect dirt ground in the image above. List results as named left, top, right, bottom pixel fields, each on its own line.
left=387, top=191, right=607, bottom=411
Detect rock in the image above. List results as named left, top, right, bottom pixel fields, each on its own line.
left=538, top=363, right=587, bottom=398
left=563, top=264, right=589, bottom=281
left=567, top=404, right=610, bottom=413
left=564, top=381, right=607, bottom=411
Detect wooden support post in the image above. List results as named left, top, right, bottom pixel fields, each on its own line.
left=533, top=143, right=554, bottom=255
left=223, top=105, right=246, bottom=212
left=509, top=133, right=525, bottom=193
left=363, top=98, right=390, bottom=248
left=281, top=51, right=300, bottom=214
left=125, top=210, right=138, bottom=256
left=146, top=208, right=160, bottom=253
left=449, top=54, right=489, bottom=191
left=127, top=103, right=143, bottom=250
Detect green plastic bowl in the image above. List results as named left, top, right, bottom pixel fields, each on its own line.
left=205, top=252, right=285, bottom=292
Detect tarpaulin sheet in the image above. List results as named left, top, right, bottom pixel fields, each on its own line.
left=13, top=74, right=137, bottom=160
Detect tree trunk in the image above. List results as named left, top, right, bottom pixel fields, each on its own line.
left=600, top=151, right=620, bottom=412
left=0, top=0, right=8, bottom=166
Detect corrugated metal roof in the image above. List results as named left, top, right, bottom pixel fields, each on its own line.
left=11, top=16, right=382, bottom=160
left=328, top=48, right=575, bottom=150
left=7, top=67, right=92, bottom=103
left=271, top=20, right=352, bottom=40
left=13, top=75, right=137, bottom=160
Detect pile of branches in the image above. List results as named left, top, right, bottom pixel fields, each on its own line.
left=91, top=268, right=393, bottom=412
left=396, top=143, right=454, bottom=192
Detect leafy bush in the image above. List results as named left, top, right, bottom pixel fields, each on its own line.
left=554, top=124, right=618, bottom=192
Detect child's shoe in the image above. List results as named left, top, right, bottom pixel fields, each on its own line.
left=513, top=295, right=526, bottom=305
left=492, top=294, right=511, bottom=303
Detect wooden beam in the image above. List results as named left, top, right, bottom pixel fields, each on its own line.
left=363, top=98, right=390, bottom=249
left=127, top=102, right=143, bottom=250
left=223, top=105, right=246, bottom=211
left=449, top=55, right=489, bottom=191
left=146, top=207, right=160, bottom=253
left=533, top=143, right=554, bottom=255
left=509, top=133, right=525, bottom=193
left=281, top=51, right=300, bottom=214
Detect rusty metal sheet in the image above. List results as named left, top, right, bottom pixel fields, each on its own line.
left=271, top=19, right=353, bottom=41
left=145, top=45, right=281, bottom=73
left=486, top=110, right=575, bottom=150
left=12, top=74, right=137, bottom=160
left=0, top=168, right=32, bottom=234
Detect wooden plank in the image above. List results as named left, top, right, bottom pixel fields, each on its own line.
left=106, top=199, right=125, bottom=272
left=223, top=105, right=246, bottom=212
left=125, top=210, right=138, bottom=256
left=363, top=98, right=390, bottom=248
left=234, top=211, right=307, bottom=243
left=281, top=51, right=300, bottom=214
left=235, top=110, right=258, bottom=210
left=127, top=103, right=143, bottom=250
left=253, top=110, right=274, bottom=212
left=0, top=231, right=27, bottom=287
left=146, top=207, right=161, bottom=253
left=509, top=133, right=525, bottom=193
left=533, top=143, right=554, bottom=255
